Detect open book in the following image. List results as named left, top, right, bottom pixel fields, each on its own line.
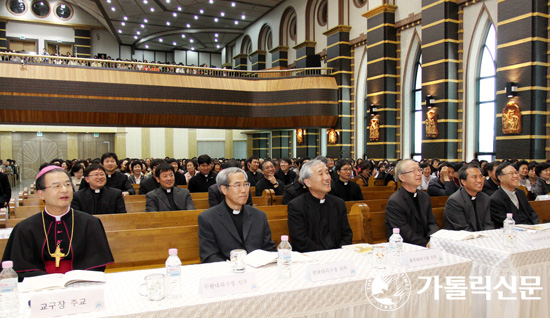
left=19, top=270, right=105, bottom=292
left=245, top=249, right=314, bottom=268
left=431, top=229, right=489, bottom=241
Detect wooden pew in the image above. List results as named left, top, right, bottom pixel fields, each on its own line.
left=531, top=201, right=550, bottom=223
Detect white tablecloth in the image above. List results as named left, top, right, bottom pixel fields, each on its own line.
left=17, top=245, right=472, bottom=318
left=431, top=229, right=550, bottom=318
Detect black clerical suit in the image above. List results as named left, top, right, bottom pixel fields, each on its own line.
left=482, top=178, right=499, bottom=196
left=287, top=192, right=353, bottom=252
left=330, top=179, right=364, bottom=201
left=385, top=187, right=439, bottom=247
left=188, top=171, right=217, bottom=193
left=246, top=170, right=262, bottom=186
left=427, top=177, right=459, bottom=196
left=79, top=171, right=135, bottom=195
left=138, top=175, right=160, bottom=194
left=71, top=187, right=127, bottom=215
left=255, top=177, right=284, bottom=196
left=444, top=188, right=494, bottom=231
left=282, top=177, right=308, bottom=204
left=208, top=184, right=253, bottom=208
left=174, top=171, right=187, bottom=186
left=274, top=169, right=296, bottom=187
left=490, top=187, right=540, bottom=228
left=198, top=202, right=276, bottom=263
left=0, top=171, right=11, bottom=208
left=145, top=186, right=195, bottom=212
left=2, top=209, right=114, bottom=281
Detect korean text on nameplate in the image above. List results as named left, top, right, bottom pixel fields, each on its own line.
left=199, top=272, right=257, bottom=298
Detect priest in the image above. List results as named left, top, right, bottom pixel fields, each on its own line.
left=2, top=165, right=114, bottom=281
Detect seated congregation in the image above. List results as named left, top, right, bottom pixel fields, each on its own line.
left=2, top=152, right=550, bottom=280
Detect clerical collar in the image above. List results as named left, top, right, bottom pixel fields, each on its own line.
left=320, top=198, right=325, bottom=204
left=162, top=188, right=172, bottom=193
left=44, top=206, right=71, bottom=222
left=224, top=201, right=242, bottom=215
left=107, top=173, right=112, bottom=178
left=93, top=188, right=101, bottom=194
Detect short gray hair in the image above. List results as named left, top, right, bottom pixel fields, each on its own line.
left=394, top=159, right=417, bottom=182
left=299, top=159, right=326, bottom=183
left=216, top=167, right=247, bottom=186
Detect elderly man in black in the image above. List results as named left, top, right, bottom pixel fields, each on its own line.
left=385, top=159, right=439, bottom=247
left=287, top=159, right=353, bottom=252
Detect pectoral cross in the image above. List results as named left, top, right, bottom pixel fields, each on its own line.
left=53, top=243, right=66, bottom=267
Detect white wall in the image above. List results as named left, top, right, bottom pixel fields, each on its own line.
left=125, top=128, right=142, bottom=158
left=6, top=21, right=74, bottom=53
left=90, top=28, right=119, bottom=58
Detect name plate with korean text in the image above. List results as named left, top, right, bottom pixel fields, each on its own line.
left=0, top=228, right=12, bottom=239
left=31, top=288, right=105, bottom=317
left=199, top=272, right=257, bottom=298
left=524, top=231, right=550, bottom=246
left=307, top=260, right=356, bottom=282
left=403, top=248, right=442, bottom=267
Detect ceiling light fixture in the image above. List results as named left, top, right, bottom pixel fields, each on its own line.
left=141, top=24, right=145, bottom=28
left=121, top=22, right=125, bottom=26
left=194, top=15, right=198, bottom=20
left=241, top=15, right=245, bottom=20
left=118, top=29, right=122, bottom=33
left=123, top=16, right=128, bottom=20
left=186, top=24, right=191, bottom=28
left=111, top=7, right=115, bottom=11
left=181, top=34, right=186, bottom=38
left=144, top=18, right=148, bottom=23
left=209, top=0, right=214, bottom=3
left=214, top=18, right=218, bottom=22
left=216, top=44, right=220, bottom=48
left=200, top=9, right=204, bottom=14
left=215, top=33, right=219, bottom=37
left=150, top=7, right=154, bottom=12
left=145, top=45, right=149, bottom=48
left=159, top=38, right=163, bottom=42
left=189, top=39, right=194, bottom=43
left=173, top=42, right=176, bottom=45
left=136, top=31, right=141, bottom=35
left=177, top=6, right=182, bottom=11
left=191, top=47, right=195, bottom=50
left=166, top=21, right=171, bottom=25
left=234, top=20, right=238, bottom=25
left=134, top=35, right=138, bottom=39
left=231, top=2, right=236, bottom=7
left=173, top=12, right=177, bottom=17
left=220, top=12, right=225, bottom=16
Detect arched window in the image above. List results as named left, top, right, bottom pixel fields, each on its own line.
left=476, top=25, right=496, bottom=161
left=412, top=53, right=422, bottom=161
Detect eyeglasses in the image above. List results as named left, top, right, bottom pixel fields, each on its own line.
left=44, top=182, right=72, bottom=190
left=88, top=173, right=106, bottom=178
left=225, top=182, right=251, bottom=189
left=468, top=174, right=485, bottom=180
left=340, top=168, right=353, bottom=172
left=403, top=168, right=423, bottom=175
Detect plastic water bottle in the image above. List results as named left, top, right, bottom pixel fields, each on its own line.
left=0, top=261, right=19, bottom=318
left=277, top=235, right=292, bottom=278
left=165, top=248, right=182, bottom=299
left=388, top=228, right=403, bottom=266
left=503, top=213, right=516, bottom=247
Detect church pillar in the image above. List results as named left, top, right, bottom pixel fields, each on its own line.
left=270, top=46, right=288, bottom=68
left=495, top=0, right=548, bottom=161
left=250, top=50, right=266, bottom=71
left=233, top=53, right=248, bottom=71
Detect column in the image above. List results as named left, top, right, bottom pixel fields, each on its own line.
left=271, top=131, right=292, bottom=159
left=250, top=50, right=266, bottom=71
left=363, top=4, right=399, bottom=161
left=293, top=41, right=317, bottom=69
left=0, top=22, right=7, bottom=51
left=270, top=46, right=288, bottom=68
left=74, top=29, right=91, bottom=58
left=495, top=0, right=548, bottom=160
left=296, top=129, right=319, bottom=158
left=252, top=133, right=269, bottom=158
left=421, top=0, right=460, bottom=161
left=324, top=25, right=353, bottom=159
left=233, top=54, right=248, bottom=71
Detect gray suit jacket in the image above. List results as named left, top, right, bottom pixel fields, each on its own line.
left=198, top=203, right=276, bottom=263
left=444, top=188, right=494, bottom=231
left=145, top=187, right=195, bottom=212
